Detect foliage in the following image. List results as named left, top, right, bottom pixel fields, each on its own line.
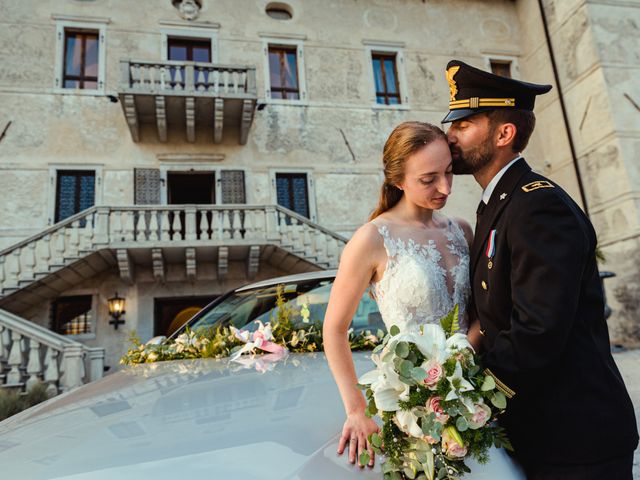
left=0, top=382, right=51, bottom=422
left=121, top=284, right=383, bottom=365
left=359, top=306, right=512, bottom=480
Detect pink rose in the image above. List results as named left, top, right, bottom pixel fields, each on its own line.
left=424, top=435, right=438, bottom=445
left=442, top=427, right=468, bottom=459
left=467, top=403, right=492, bottom=429
left=422, top=359, right=443, bottom=389
left=426, top=396, right=450, bottom=424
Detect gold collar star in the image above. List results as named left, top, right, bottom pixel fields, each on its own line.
left=499, top=193, right=508, bottom=200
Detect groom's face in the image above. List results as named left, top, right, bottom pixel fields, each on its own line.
left=446, top=114, right=496, bottom=175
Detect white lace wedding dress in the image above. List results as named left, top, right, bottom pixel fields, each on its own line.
left=369, top=216, right=525, bottom=479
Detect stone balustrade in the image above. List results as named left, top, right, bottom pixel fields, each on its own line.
left=0, top=205, right=347, bottom=296
left=0, top=308, right=104, bottom=395
left=121, top=59, right=257, bottom=97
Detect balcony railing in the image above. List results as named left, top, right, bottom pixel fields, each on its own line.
left=0, top=308, right=104, bottom=395
left=118, top=59, right=257, bottom=144
left=120, top=59, right=257, bottom=97
left=0, top=205, right=347, bottom=297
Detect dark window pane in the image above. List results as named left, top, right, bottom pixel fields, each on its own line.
left=276, top=173, right=309, bottom=218
left=52, top=296, right=92, bottom=335
left=63, top=31, right=99, bottom=90
left=57, top=175, right=77, bottom=222
left=168, top=38, right=211, bottom=62
left=64, top=79, right=80, bottom=88
left=291, top=177, right=309, bottom=217
left=269, top=51, right=282, bottom=88
left=384, top=59, right=398, bottom=93
left=79, top=175, right=95, bottom=212
left=284, top=52, right=298, bottom=88
left=169, top=45, right=187, bottom=61
left=269, top=46, right=300, bottom=100
left=64, top=36, right=82, bottom=76
left=373, top=58, right=384, bottom=93
left=276, top=177, right=292, bottom=210
left=55, top=170, right=95, bottom=222
left=84, top=36, right=99, bottom=76
left=193, top=46, right=211, bottom=62
left=490, top=61, right=511, bottom=78
left=372, top=53, right=401, bottom=105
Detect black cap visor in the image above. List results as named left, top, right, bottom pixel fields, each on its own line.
left=441, top=107, right=496, bottom=124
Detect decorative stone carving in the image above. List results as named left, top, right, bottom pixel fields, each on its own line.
left=176, top=0, right=200, bottom=21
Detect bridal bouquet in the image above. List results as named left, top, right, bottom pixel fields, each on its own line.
left=359, top=306, right=512, bottom=480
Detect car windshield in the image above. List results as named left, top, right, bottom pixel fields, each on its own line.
left=182, top=277, right=384, bottom=335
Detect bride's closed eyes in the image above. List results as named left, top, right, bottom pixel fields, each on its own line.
left=419, top=168, right=453, bottom=186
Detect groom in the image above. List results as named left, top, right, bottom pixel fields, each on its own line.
left=442, top=60, right=638, bottom=479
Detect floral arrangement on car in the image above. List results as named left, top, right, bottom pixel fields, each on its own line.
left=120, top=284, right=383, bottom=366
left=358, top=306, right=513, bottom=480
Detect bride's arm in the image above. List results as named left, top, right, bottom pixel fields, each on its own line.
left=323, top=224, right=382, bottom=468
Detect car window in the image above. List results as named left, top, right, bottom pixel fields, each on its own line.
left=184, top=277, right=384, bottom=335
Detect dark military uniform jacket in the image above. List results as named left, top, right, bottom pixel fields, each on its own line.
left=472, top=158, right=638, bottom=466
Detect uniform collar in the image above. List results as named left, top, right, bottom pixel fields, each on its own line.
left=482, top=155, right=523, bottom=204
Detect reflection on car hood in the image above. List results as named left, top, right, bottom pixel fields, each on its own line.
left=0, top=352, right=381, bottom=479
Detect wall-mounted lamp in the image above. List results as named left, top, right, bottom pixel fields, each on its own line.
left=107, top=292, right=126, bottom=330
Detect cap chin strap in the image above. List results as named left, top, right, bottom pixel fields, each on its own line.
left=449, top=97, right=516, bottom=109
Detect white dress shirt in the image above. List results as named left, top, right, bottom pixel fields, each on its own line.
left=482, top=155, right=523, bottom=205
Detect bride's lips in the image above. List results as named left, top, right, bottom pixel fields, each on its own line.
left=432, top=196, right=448, bottom=204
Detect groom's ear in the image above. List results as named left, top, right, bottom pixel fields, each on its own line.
left=494, top=122, right=517, bottom=149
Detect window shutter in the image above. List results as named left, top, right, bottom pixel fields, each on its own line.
left=134, top=168, right=161, bottom=205
left=220, top=170, right=246, bottom=204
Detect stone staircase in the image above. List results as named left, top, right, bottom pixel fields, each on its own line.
left=0, top=308, right=104, bottom=394
left=0, top=204, right=348, bottom=301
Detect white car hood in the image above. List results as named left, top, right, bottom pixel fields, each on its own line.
left=0, top=352, right=381, bottom=479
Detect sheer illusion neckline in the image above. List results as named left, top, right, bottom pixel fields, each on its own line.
left=368, top=215, right=471, bottom=332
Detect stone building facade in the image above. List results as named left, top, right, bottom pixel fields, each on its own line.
left=0, top=0, right=637, bottom=373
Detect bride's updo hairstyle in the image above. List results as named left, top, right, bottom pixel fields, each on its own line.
left=369, top=121, right=447, bottom=220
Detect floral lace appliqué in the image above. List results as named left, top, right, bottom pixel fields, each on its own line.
left=371, top=221, right=470, bottom=333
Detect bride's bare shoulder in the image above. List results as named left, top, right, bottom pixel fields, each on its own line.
left=347, top=221, right=385, bottom=249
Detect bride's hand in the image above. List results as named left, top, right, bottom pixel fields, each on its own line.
left=337, top=411, right=379, bottom=468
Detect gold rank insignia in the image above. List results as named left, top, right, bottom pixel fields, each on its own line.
left=522, top=180, right=554, bottom=192
left=446, top=65, right=460, bottom=101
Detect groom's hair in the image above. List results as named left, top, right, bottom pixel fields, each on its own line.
left=486, top=109, right=536, bottom=153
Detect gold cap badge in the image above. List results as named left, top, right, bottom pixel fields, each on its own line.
left=446, top=65, right=460, bottom=102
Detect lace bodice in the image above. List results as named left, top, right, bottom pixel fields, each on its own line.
left=370, top=216, right=471, bottom=333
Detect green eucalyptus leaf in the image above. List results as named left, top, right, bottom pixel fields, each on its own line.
left=491, top=391, right=507, bottom=409
left=411, top=367, right=428, bottom=382
left=456, top=416, right=469, bottom=432
left=395, top=341, right=410, bottom=358
left=481, top=375, right=496, bottom=391
left=390, top=325, right=400, bottom=336
left=359, top=451, right=370, bottom=467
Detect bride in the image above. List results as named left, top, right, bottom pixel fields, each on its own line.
left=323, top=121, right=524, bottom=478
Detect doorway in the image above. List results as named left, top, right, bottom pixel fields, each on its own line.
left=154, top=296, right=217, bottom=337
left=167, top=172, right=215, bottom=204
left=167, top=172, right=215, bottom=238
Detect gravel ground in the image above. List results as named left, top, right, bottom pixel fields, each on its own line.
left=613, top=348, right=640, bottom=479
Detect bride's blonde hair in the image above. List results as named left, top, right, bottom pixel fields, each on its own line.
left=369, top=121, right=447, bottom=220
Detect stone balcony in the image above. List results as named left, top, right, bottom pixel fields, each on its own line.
left=117, top=59, right=257, bottom=144
left=0, top=205, right=347, bottom=315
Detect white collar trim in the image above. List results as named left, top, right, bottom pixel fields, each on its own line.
left=482, top=155, right=523, bottom=205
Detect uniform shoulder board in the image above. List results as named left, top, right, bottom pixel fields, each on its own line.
left=522, top=180, right=554, bottom=193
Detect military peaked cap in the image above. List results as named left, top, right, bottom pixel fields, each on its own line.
left=442, top=60, right=552, bottom=123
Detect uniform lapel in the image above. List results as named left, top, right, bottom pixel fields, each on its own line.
left=471, top=159, right=531, bottom=275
